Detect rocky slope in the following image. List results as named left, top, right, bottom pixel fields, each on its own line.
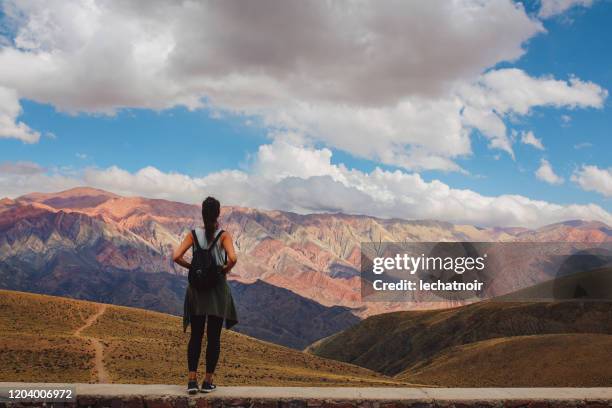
left=1, top=187, right=610, bottom=346
left=7, top=188, right=611, bottom=308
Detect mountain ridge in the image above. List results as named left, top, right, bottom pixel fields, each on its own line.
left=5, top=187, right=609, bottom=310
left=1, top=187, right=610, bottom=348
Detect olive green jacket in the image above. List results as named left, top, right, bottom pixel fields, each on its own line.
left=183, top=277, right=238, bottom=332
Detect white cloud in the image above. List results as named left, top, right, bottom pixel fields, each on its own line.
left=0, top=0, right=542, bottom=109
left=2, top=141, right=611, bottom=227
left=539, top=0, right=594, bottom=18
left=263, top=98, right=470, bottom=172
left=457, top=69, right=606, bottom=159
left=255, top=68, right=607, bottom=169
left=536, top=159, right=564, bottom=185
left=0, top=160, right=45, bottom=175
left=0, top=1, right=606, bottom=171
left=0, top=86, right=40, bottom=143
left=574, top=142, right=592, bottom=149
left=252, top=141, right=343, bottom=182
left=0, top=165, right=80, bottom=197
left=461, top=105, right=513, bottom=158
left=465, top=69, right=607, bottom=113
left=520, top=131, right=545, bottom=150
left=571, top=165, right=612, bottom=197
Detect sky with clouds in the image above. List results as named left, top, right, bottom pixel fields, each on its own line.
left=0, top=0, right=610, bottom=227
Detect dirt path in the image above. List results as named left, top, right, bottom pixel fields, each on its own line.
left=74, top=304, right=110, bottom=384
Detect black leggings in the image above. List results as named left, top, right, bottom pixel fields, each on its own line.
left=187, top=315, right=224, bottom=373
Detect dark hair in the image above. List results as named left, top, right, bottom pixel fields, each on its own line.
left=202, top=196, right=221, bottom=242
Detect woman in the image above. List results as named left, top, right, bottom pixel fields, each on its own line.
left=173, top=196, right=238, bottom=394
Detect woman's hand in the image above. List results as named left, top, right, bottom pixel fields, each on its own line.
left=173, top=232, right=193, bottom=269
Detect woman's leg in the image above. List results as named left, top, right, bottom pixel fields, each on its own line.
left=204, top=315, right=224, bottom=383
left=187, top=315, right=206, bottom=380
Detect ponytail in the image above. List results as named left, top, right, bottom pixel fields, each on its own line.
left=201, top=196, right=221, bottom=242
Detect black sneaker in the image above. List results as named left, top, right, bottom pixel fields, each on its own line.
left=200, top=381, right=216, bottom=393
left=187, top=380, right=199, bottom=394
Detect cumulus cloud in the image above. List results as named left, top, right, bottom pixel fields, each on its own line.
left=520, top=131, right=545, bottom=150
left=2, top=141, right=611, bottom=227
left=457, top=69, right=606, bottom=158
left=539, top=0, right=594, bottom=18
left=0, top=0, right=605, bottom=171
left=464, top=69, right=607, bottom=113
left=571, top=165, right=612, bottom=197
left=263, top=98, right=471, bottom=172
left=0, top=86, right=40, bottom=143
left=1, top=0, right=542, bottom=109
left=0, top=0, right=607, bottom=172
left=255, top=67, right=607, bottom=169
left=536, top=159, right=564, bottom=185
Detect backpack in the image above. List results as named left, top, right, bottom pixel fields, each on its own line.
left=188, top=229, right=226, bottom=291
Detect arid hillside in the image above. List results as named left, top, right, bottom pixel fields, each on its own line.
left=0, top=289, right=402, bottom=386
left=309, top=269, right=612, bottom=387
left=398, top=333, right=612, bottom=387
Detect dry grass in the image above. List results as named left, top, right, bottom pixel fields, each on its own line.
left=310, top=299, right=612, bottom=381
left=0, top=289, right=99, bottom=334
left=399, top=333, right=612, bottom=387
left=0, top=290, right=99, bottom=382
left=0, top=289, right=404, bottom=386
left=85, top=303, right=404, bottom=386
left=0, top=334, right=94, bottom=382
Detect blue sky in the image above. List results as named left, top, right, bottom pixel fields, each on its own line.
left=0, top=0, right=610, bottom=227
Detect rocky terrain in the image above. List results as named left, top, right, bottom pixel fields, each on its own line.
left=1, top=187, right=610, bottom=348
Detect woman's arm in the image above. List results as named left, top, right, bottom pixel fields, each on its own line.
left=173, top=232, right=194, bottom=269
left=221, top=231, right=237, bottom=274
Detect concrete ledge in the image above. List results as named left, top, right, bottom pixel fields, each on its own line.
left=1, top=383, right=612, bottom=408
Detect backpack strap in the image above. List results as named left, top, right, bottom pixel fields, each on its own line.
left=191, top=229, right=202, bottom=250
left=208, top=229, right=225, bottom=249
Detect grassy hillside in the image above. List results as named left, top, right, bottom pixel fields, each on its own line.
left=308, top=300, right=612, bottom=386
left=0, top=251, right=360, bottom=350
left=0, top=290, right=99, bottom=382
left=0, top=289, right=401, bottom=386
left=399, top=333, right=612, bottom=387
left=310, top=266, right=612, bottom=385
